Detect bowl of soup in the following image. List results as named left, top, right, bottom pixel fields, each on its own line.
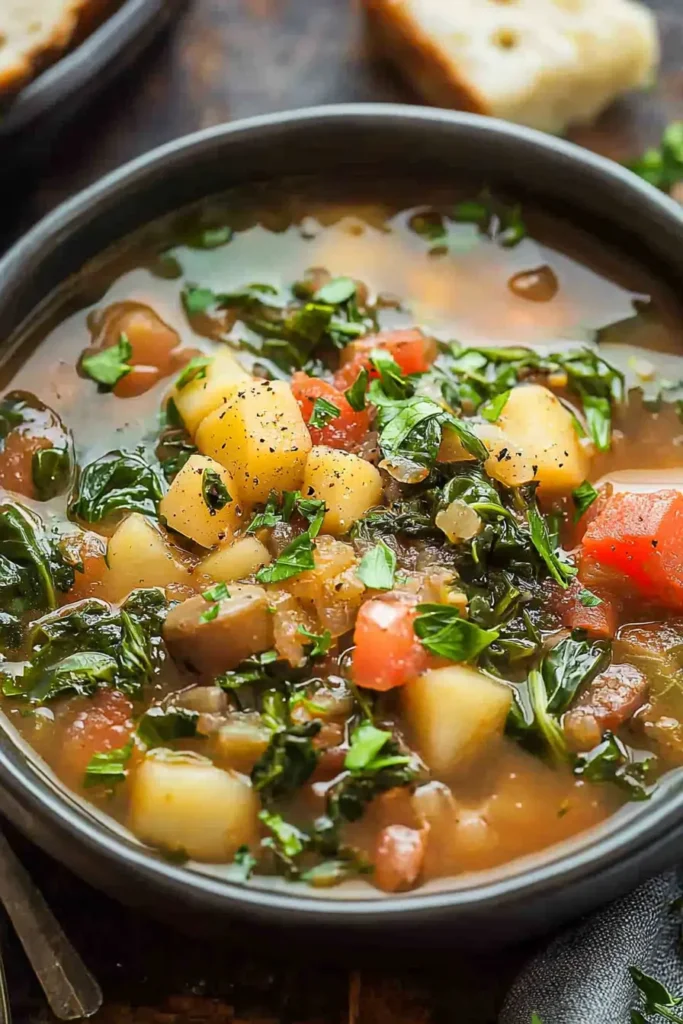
left=1, top=105, right=683, bottom=943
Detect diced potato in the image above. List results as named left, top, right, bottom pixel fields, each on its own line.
left=163, top=583, right=273, bottom=675
left=301, top=445, right=383, bottom=536
left=130, top=751, right=259, bottom=861
left=104, top=513, right=189, bottom=603
left=438, top=422, right=535, bottom=488
left=214, top=712, right=271, bottom=772
left=172, top=349, right=251, bottom=436
left=197, top=535, right=272, bottom=584
left=195, top=380, right=312, bottom=503
left=494, top=384, right=589, bottom=494
left=403, top=666, right=512, bottom=775
left=159, top=454, right=242, bottom=549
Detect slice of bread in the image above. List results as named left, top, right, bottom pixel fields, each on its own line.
left=364, top=0, right=659, bottom=135
left=0, top=0, right=115, bottom=98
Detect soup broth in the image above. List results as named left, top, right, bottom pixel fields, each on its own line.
left=2, top=183, right=683, bottom=894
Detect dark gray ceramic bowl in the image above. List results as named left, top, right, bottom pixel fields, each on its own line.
left=1, top=105, right=683, bottom=946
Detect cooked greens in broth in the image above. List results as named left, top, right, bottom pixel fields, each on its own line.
left=3, top=184, right=683, bottom=894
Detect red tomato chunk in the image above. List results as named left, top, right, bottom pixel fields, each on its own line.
left=581, top=490, right=683, bottom=610
left=290, top=372, right=371, bottom=450
left=334, top=328, right=436, bottom=391
left=60, top=690, right=134, bottom=781
left=352, top=598, right=428, bottom=691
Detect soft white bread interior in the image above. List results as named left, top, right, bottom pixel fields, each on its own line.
left=0, top=1, right=108, bottom=97
left=364, top=0, right=659, bottom=135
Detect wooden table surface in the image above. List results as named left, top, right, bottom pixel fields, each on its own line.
left=3, top=1, right=683, bottom=1021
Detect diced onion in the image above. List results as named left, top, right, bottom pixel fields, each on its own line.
left=436, top=499, right=482, bottom=542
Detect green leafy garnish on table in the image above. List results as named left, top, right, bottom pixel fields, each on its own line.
left=628, top=122, right=683, bottom=192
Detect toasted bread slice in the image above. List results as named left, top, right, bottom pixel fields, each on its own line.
left=0, top=0, right=116, bottom=98
left=364, top=0, right=659, bottom=135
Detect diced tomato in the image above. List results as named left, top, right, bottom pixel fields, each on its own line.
left=0, top=431, right=51, bottom=498
left=62, top=530, right=108, bottom=601
left=553, top=579, right=619, bottom=640
left=290, top=373, right=371, bottom=450
left=581, top=489, right=683, bottom=609
left=352, top=598, right=428, bottom=691
left=60, top=689, right=134, bottom=782
left=86, top=302, right=193, bottom=398
left=334, top=328, right=436, bottom=391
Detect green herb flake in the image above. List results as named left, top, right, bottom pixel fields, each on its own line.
left=81, top=334, right=133, bottom=390
left=345, top=367, right=369, bottom=411
left=578, top=588, right=603, bottom=608
left=313, top=277, right=356, bottom=305
left=203, top=581, right=230, bottom=603
left=175, top=356, right=212, bottom=390
left=197, top=226, right=233, bottom=249
left=572, top=480, right=599, bottom=522
left=308, top=396, right=341, bottom=430
left=356, top=540, right=397, bottom=591
left=199, top=602, right=221, bottom=624
left=527, top=502, right=576, bottom=589
left=182, top=285, right=217, bottom=316
left=255, top=530, right=316, bottom=584
left=370, top=348, right=413, bottom=400
left=345, top=722, right=392, bottom=772
left=414, top=604, right=499, bottom=662
left=233, top=845, right=257, bottom=880
left=201, top=467, right=231, bottom=513
left=84, top=739, right=133, bottom=787
left=628, top=122, right=683, bottom=192
left=297, top=625, right=332, bottom=658
left=479, top=389, right=511, bottom=423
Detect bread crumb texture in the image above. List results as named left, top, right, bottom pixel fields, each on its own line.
left=364, top=0, right=659, bottom=134
left=0, top=0, right=113, bottom=97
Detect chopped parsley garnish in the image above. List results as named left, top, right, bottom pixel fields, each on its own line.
left=578, top=588, right=603, bottom=608
left=413, top=604, right=499, bottom=662
left=203, top=581, right=230, bottom=603
left=84, top=740, right=133, bottom=788
left=572, top=479, right=599, bottom=522
left=297, top=625, right=332, bottom=658
left=182, top=285, right=217, bottom=316
left=345, top=367, right=369, bottom=411
left=479, top=389, right=511, bottom=423
left=81, top=334, right=133, bottom=390
left=199, top=602, right=221, bottom=624
left=233, top=845, right=257, bottom=880
left=356, top=540, right=397, bottom=590
left=313, top=277, right=356, bottom=305
left=370, top=348, right=413, bottom=400
left=175, top=356, right=212, bottom=390
left=308, top=396, right=340, bottom=430
left=628, top=122, right=683, bottom=192
left=345, top=722, right=405, bottom=772
left=201, top=467, right=231, bottom=513
left=255, top=530, right=316, bottom=584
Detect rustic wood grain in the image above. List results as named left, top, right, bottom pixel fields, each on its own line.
left=2, top=2, right=683, bottom=1022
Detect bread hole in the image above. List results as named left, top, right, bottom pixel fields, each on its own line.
left=492, top=28, right=519, bottom=50
left=28, top=21, right=43, bottom=34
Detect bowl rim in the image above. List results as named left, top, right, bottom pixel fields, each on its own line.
left=2, top=102, right=683, bottom=925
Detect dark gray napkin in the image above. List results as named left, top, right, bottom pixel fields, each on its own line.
left=500, top=871, right=683, bottom=1024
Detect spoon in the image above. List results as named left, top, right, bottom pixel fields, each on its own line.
left=0, top=831, right=102, bottom=1019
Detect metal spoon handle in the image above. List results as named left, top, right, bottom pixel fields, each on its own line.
left=0, top=831, right=102, bottom=1020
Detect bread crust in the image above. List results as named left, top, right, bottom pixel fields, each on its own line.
left=363, top=0, right=489, bottom=115
left=0, top=0, right=120, bottom=99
